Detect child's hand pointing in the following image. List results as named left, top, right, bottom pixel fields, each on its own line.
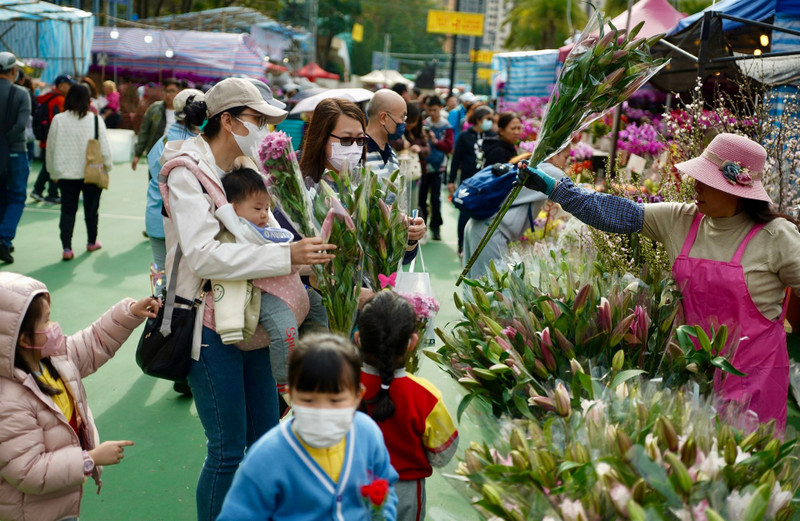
left=131, top=297, right=162, bottom=319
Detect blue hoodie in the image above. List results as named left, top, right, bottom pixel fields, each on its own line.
left=145, top=122, right=197, bottom=239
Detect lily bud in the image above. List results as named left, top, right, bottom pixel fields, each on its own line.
left=631, top=479, right=646, bottom=503
left=472, top=287, right=490, bottom=311
left=541, top=344, right=558, bottom=372
left=538, top=327, right=553, bottom=348
left=680, top=437, right=697, bottom=468
left=533, top=359, right=549, bottom=379
left=510, top=450, right=529, bottom=470
left=645, top=434, right=661, bottom=463
left=481, top=483, right=503, bottom=507
left=528, top=421, right=546, bottom=447
left=553, top=329, right=576, bottom=358
left=469, top=441, right=487, bottom=458
left=685, top=363, right=699, bottom=373
left=612, top=349, right=625, bottom=372
left=616, top=430, right=633, bottom=458
left=627, top=499, right=646, bottom=521
left=704, top=508, right=726, bottom=521
left=570, top=358, right=585, bottom=375
left=573, top=284, right=592, bottom=314
left=510, top=428, right=529, bottom=454
left=532, top=396, right=557, bottom=412
left=537, top=450, right=556, bottom=474
left=656, top=417, right=679, bottom=452
left=554, top=382, right=571, bottom=417
left=494, top=335, right=514, bottom=353
left=609, top=484, right=631, bottom=517
left=723, top=437, right=737, bottom=466
left=597, top=297, right=612, bottom=333
left=664, top=452, right=692, bottom=496
left=609, top=314, right=636, bottom=347
left=464, top=450, right=483, bottom=474
left=569, top=442, right=590, bottom=464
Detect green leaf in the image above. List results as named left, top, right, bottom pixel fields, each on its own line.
left=710, top=357, right=747, bottom=377
left=629, top=445, right=682, bottom=508
left=457, top=393, right=477, bottom=423
left=696, top=327, right=713, bottom=353
left=743, top=483, right=770, bottom=521
left=609, top=369, right=646, bottom=389
left=557, top=461, right=585, bottom=475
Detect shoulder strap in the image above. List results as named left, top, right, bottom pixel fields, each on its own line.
left=679, top=213, right=703, bottom=257
left=731, top=222, right=767, bottom=264
left=159, top=157, right=228, bottom=218
left=93, top=114, right=98, bottom=139
left=5, top=85, right=16, bottom=128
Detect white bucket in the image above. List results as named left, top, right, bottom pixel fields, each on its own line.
left=107, top=129, right=135, bottom=164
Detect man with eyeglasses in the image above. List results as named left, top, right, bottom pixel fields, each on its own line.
left=132, top=77, right=183, bottom=171
left=365, top=89, right=407, bottom=179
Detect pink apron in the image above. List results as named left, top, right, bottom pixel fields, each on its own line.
left=672, top=213, right=789, bottom=431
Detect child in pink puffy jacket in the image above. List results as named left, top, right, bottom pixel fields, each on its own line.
left=0, top=272, right=161, bottom=521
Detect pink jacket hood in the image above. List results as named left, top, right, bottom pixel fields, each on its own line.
left=0, top=272, right=49, bottom=381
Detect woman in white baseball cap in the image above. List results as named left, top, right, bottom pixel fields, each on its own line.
left=158, top=78, right=337, bottom=521
left=521, top=132, right=800, bottom=432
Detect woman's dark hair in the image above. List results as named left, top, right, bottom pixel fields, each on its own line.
left=498, top=111, right=519, bottom=130
left=468, top=104, right=493, bottom=125
left=163, top=77, right=182, bottom=89
left=356, top=291, right=417, bottom=422
left=299, top=98, right=366, bottom=183
left=14, top=294, right=62, bottom=397
left=81, top=76, right=98, bottom=98
left=391, top=82, right=408, bottom=96
left=64, top=83, right=91, bottom=119
left=288, top=333, right=361, bottom=394
left=742, top=198, right=800, bottom=229
left=405, top=101, right=424, bottom=141
left=183, top=101, right=246, bottom=139
left=222, top=167, right=269, bottom=205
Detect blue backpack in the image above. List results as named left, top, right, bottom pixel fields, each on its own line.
left=452, top=163, right=518, bottom=220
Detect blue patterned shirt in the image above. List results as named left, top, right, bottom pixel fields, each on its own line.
left=549, top=178, right=644, bottom=234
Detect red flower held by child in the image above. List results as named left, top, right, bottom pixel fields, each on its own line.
left=361, top=478, right=389, bottom=506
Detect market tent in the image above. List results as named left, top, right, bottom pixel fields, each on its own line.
left=295, top=62, right=340, bottom=81
left=558, top=0, right=685, bottom=62
left=92, top=26, right=268, bottom=82
left=0, top=0, right=94, bottom=84
left=290, top=87, right=374, bottom=114
left=671, top=0, right=800, bottom=34
left=359, top=69, right=412, bottom=86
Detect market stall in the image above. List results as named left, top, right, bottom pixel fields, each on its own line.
left=0, top=0, right=94, bottom=84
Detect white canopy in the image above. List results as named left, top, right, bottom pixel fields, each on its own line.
left=290, top=88, right=374, bottom=114
left=359, top=69, right=412, bottom=86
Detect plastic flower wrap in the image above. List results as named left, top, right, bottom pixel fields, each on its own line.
left=452, top=378, right=800, bottom=521
left=356, top=168, right=410, bottom=291
left=460, top=6, right=669, bottom=284
left=311, top=179, right=363, bottom=335
left=398, top=291, right=440, bottom=374
left=259, top=131, right=317, bottom=237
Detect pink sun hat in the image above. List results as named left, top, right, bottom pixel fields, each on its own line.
left=675, top=133, right=772, bottom=203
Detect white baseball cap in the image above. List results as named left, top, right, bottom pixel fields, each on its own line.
left=0, top=52, right=24, bottom=72
left=205, top=78, right=287, bottom=124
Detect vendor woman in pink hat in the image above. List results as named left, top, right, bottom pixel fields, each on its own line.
left=522, top=132, right=800, bottom=430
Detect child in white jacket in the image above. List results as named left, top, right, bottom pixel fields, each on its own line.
left=213, top=167, right=327, bottom=393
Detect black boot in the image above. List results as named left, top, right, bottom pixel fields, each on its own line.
left=0, top=244, right=13, bottom=264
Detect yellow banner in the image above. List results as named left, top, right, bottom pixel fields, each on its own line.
left=352, top=23, right=364, bottom=43
left=427, top=10, right=484, bottom=37
left=470, top=49, right=495, bottom=64
left=477, top=68, right=495, bottom=81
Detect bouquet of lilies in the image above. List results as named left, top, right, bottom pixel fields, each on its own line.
left=259, top=131, right=317, bottom=237
left=398, top=291, right=440, bottom=374
left=460, top=6, right=670, bottom=284
left=356, top=168, right=410, bottom=291
left=456, top=378, right=799, bottom=521
left=311, top=179, right=364, bottom=335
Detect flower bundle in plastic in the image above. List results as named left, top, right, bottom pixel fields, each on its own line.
left=428, top=247, right=744, bottom=420
left=456, top=378, right=799, bottom=521
left=258, top=131, right=317, bottom=237
left=311, top=178, right=363, bottom=335
left=459, top=6, right=669, bottom=285
left=398, top=291, right=440, bottom=374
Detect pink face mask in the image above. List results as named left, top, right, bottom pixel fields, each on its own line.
left=21, top=322, right=65, bottom=357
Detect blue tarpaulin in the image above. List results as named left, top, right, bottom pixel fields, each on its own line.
left=0, top=0, right=94, bottom=84
left=671, top=0, right=800, bottom=34
left=491, top=50, right=559, bottom=103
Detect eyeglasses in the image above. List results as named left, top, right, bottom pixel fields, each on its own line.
left=236, top=112, right=269, bottom=130
left=386, top=112, right=407, bottom=124
left=329, top=134, right=367, bottom=147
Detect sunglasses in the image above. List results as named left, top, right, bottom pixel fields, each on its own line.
left=329, top=134, right=367, bottom=147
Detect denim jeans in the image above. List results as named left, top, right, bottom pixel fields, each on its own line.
left=188, top=327, right=279, bottom=521
left=0, top=152, right=30, bottom=247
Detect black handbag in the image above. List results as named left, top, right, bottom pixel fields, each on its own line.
left=136, top=246, right=205, bottom=381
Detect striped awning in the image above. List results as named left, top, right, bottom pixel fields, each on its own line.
left=92, top=26, right=268, bottom=80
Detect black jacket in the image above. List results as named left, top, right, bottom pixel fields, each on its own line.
left=449, top=127, right=496, bottom=184
left=482, top=137, right=517, bottom=166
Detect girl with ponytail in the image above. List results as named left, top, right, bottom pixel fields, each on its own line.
left=355, top=291, right=459, bottom=521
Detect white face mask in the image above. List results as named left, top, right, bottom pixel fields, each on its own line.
left=292, top=405, right=355, bottom=448
left=232, top=118, right=268, bottom=158
left=328, top=142, right=363, bottom=172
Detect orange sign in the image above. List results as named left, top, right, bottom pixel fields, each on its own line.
left=427, top=10, right=485, bottom=37
left=470, top=49, right=494, bottom=64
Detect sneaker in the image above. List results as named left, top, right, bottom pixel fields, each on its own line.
left=432, top=229, right=441, bottom=241
left=44, top=196, right=61, bottom=205
left=142, top=230, right=149, bottom=238
left=173, top=381, right=193, bottom=397
left=30, top=192, right=45, bottom=202
left=62, top=249, right=74, bottom=261
left=87, top=241, right=102, bottom=252
left=0, top=244, right=13, bottom=264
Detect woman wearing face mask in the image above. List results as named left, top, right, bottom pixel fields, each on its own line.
left=482, top=112, right=521, bottom=166
left=216, top=333, right=399, bottom=521
left=447, top=105, right=495, bottom=256
left=0, top=272, right=160, bottom=521
left=166, top=78, right=338, bottom=521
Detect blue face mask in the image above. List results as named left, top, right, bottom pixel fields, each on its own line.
left=384, top=114, right=406, bottom=140
left=481, top=119, right=493, bottom=132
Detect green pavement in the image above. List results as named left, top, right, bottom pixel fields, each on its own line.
left=6, top=159, right=479, bottom=521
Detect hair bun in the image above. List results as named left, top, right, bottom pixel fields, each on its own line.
left=183, top=99, right=209, bottom=127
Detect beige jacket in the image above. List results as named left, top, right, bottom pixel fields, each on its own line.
left=0, top=272, right=143, bottom=521
left=159, top=137, right=292, bottom=359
